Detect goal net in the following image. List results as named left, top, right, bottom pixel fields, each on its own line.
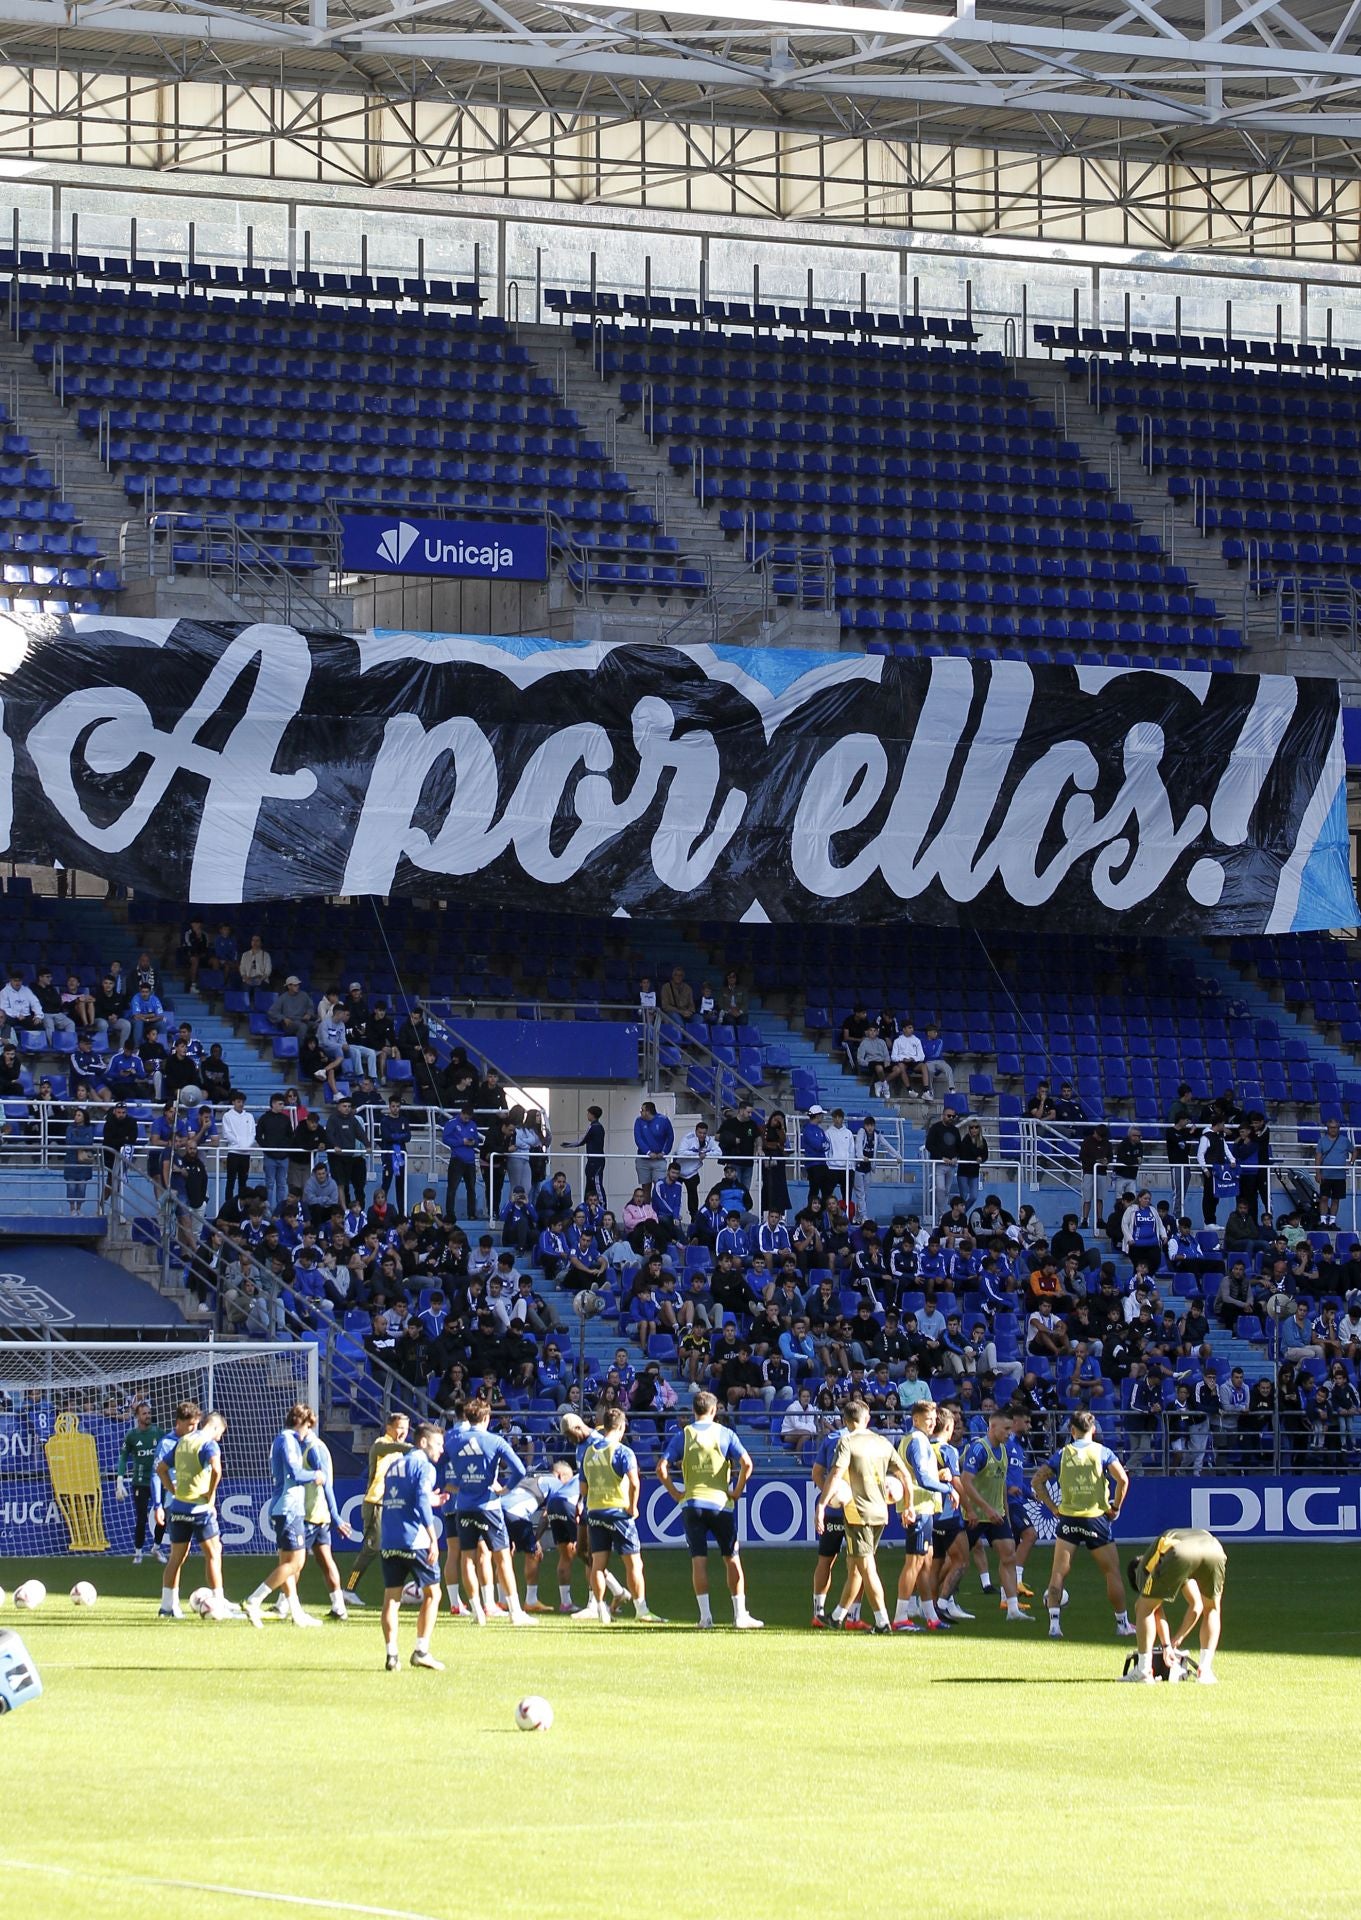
left=0, top=1341, right=318, bottom=1557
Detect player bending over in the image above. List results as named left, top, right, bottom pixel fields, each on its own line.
left=501, top=1461, right=573, bottom=1613
left=157, top=1407, right=230, bottom=1620
left=1031, top=1410, right=1133, bottom=1640
left=1125, top=1528, right=1227, bottom=1685
left=657, top=1390, right=762, bottom=1630
left=576, top=1408, right=663, bottom=1624
left=380, top=1421, right=446, bottom=1671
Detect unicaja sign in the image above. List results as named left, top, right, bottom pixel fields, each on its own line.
left=342, top=511, right=548, bottom=581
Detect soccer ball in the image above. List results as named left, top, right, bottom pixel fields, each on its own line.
left=400, top=1581, right=423, bottom=1605
left=189, top=1587, right=216, bottom=1618
left=13, top=1580, right=46, bottom=1610
left=69, top=1581, right=98, bottom=1608
left=514, top=1695, right=553, bottom=1733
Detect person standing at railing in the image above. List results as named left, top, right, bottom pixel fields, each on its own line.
left=567, top=1103, right=608, bottom=1206
left=255, top=1091, right=295, bottom=1215
left=63, top=1103, right=96, bottom=1214
left=1078, top=1123, right=1110, bottom=1230
left=220, top=1088, right=257, bottom=1209
left=375, top=1094, right=412, bottom=1214
left=100, top=1096, right=139, bottom=1205
left=442, top=1103, right=483, bottom=1222
left=633, top=1099, right=674, bottom=1189
left=1196, top=1118, right=1237, bottom=1227
left=326, top=1093, right=368, bottom=1209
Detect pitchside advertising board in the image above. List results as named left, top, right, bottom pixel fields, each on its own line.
left=0, top=1467, right=1357, bottom=1553
left=339, top=513, right=549, bottom=581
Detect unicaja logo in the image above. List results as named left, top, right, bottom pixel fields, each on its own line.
left=377, top=522, right=419, bottom=565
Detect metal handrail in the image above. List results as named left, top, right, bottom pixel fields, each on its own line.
left=145, top=508, right=344, bottom=631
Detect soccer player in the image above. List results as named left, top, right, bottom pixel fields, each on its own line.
left=576, top=1407, right=663, bottom=1623
left=1030, top=1409, right=1133, bottom=1640
left=813, top=1398, right=899, bottom=1634
left=157, top=1407, right=228, bottom=1620
left=345, top=1412, right=411, bottom=1600
left=958, top=1408, right=1031, bottom=1622
left=380, top=1420, right=446, bottom=1671
left=1125, top=1528, right=1227, bottom=1684
left=116, top=1399, right=166, bottom=1566
left=544, top=1461, right=583, bottom=1611
left=447, top=1396, right=533, bottom=1625
left=243, top=1403, right=328, bottom=1629
left=928, top=1404, right=974, bottom=1623
left=500, top=1461, right=572, bottom=1614
left=893, top=1401, right=956, bottom=1631
left=657, top=1389, right=762, bottom=1630
left=1006, top=1406, right=1038, bottom=1599
left=810, top=1411, right=853, bottom=1628
left=298, top=1423, right=358, bottom=1621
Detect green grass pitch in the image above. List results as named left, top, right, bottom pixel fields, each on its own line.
left=1, top=1544, right=1357, bottom=1920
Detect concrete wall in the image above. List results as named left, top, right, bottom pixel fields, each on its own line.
left=350, top=573, right=549, bottom=635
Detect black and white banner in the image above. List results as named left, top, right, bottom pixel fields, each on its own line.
left=0, top=616, right=1352, bottom=930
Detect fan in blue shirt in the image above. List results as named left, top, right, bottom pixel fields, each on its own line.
left=446, top=1400, right=530, bottom=1625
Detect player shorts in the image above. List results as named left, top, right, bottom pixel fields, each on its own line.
left=273, top=1515, right=307, bottom=1553
left=587, top=1512, right=641, bottom=1557
left=506, top=1512, right=538, bottom=1556
left=815, top=1517, right=846, bottom=1561
left=457, top=1507, right=510, bottom=1555
left=1007, top=1500, right=1031, bottom=1537
left=966, top=1520, right=1015, bottom=1548
left=304, top=1522, right=331, bottom=1552
left=683, top=1506, right=739, bottom=1558
left=1058, top=1515, right=1114, bottom=1551
left=903, top=1512, right=935, bottom=1556
left=167, top=1507, right=219, bottom=1546
left=382, top=1552, right=438, bottom=1592
left=548, top=1513, right=578, bottom=1546
left=844, top=1521, right=884, bottom=1561
left=932, top=1517, right=963, bottom=1560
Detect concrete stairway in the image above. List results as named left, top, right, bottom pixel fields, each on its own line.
left=0, top=333, right=133, bottom=572
left=1024, top=355, right=1251, bottom=636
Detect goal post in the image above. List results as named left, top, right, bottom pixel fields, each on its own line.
left=0, top=1341, right=319, bottom=1557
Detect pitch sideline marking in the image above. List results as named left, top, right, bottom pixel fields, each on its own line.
left=0, top=1858, right=444, bottom=1920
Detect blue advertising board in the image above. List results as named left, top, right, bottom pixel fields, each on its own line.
left=2, top=1466, right=1358, bottom=1556
left=339, top=513, right=548, bottom=580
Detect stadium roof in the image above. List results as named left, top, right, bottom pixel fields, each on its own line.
left=5, top=0, right=1361, bottom=169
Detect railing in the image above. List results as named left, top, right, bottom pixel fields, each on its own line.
left=142, top=509, right=345, bottom=632
left=656, top=546, right=831, bottom=648
left=1019, top=1117, right=1361, bottom=1229
left=1140, top=413, right=1156, bottom=473
left=1256, top=575, right=1361, bottom=651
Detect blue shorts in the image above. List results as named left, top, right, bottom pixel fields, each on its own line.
left=1007, top=1500, right=1031, bottom=1537
left=966, top=1520, right=1014, bottom=1548
left=506, top=1513, right=538, bottom=1556
left=382, top=1552, right=438, bottom=1592
left=1058, top=1515, right=1114, bottom=1551
left=457, top=1507, right=510, bottom=1555
left=167, top=1508, right=219, bottom=1546
left=903, top=1512, right=935, bottom=1556
left=932, top=1516, right=964, bottom=1559
left=273, top=1515, right=307, bottom=1553
left=304, top=1522, right=332, bottom=1552
left=587, top=1512, right=641, bottom=1557
left=816, top=1516, right=845, bottom=1561
left=683, top=1506, right=739, bottom=1559
left=548, top=1513, right=578, bottom=1546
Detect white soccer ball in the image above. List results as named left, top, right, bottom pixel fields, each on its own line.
left=13, top=1580, right=46, bottom=1610
left=885, top=1476, right=905, bottom=1506
left=189, top=1586, right=216, bottom=1617
left=515, top=1694, right=553, bottom=1733
left=401, top=1581, right=423, bottom=1605
left=69, top=1581, right=98, bottom=1608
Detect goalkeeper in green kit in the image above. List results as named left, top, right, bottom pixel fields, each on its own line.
left=117, top=1400, right=167, bottom=1566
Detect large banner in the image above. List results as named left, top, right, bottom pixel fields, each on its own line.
left=0, top=615, right=1351, bottom=930
left=1, top=1457, right=1357, bottom=1555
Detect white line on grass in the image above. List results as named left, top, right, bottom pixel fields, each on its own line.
left=0, top=1858, right=444, bottom=1920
